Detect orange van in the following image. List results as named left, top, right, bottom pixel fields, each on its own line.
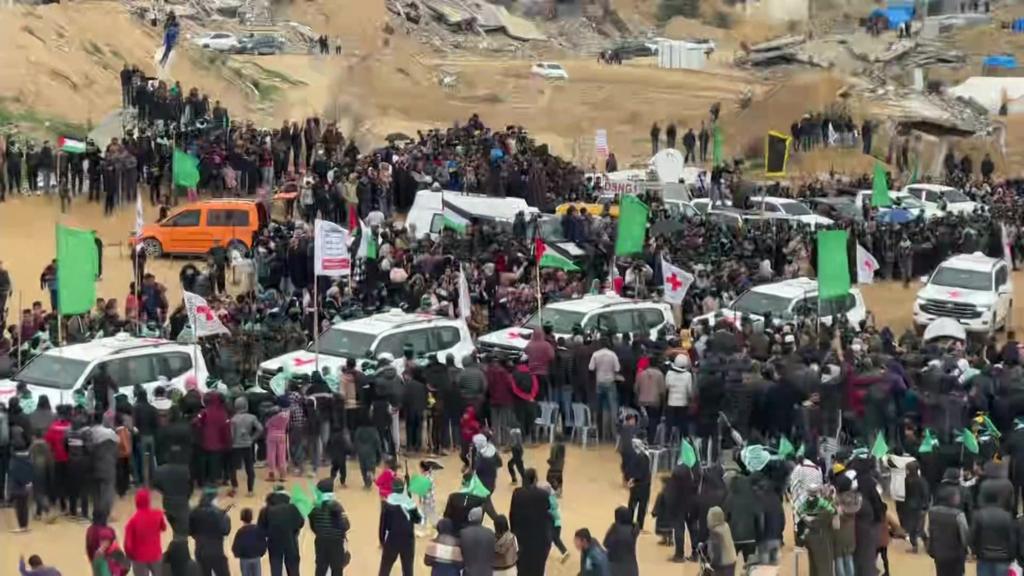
left=135, top=199, right=269, bottom=256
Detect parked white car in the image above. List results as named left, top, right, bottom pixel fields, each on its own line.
left=531, top=62, right=569, bottom=80
left=900, top=184, right=980, bottom=216
left=0, top=334, right=207, bottom=408
left=692, top=277, right=867, bottom=330
left=257, top=309, right=475, bottom=387
left=914, top=252, right=1012, bottom=335
left=192, top=32, right=240, bottom=52
left=478, top=293, right=673, bottom=358
left=748, top=196, right=834, bottom=229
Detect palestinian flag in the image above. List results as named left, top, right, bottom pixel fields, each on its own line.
left=57, top=136, right=86, bottom=154
left=535, top=238, right=579, bottom=272
left=442, top=208, right=469, bottom=234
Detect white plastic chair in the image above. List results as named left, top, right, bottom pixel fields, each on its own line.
left=569, top=402, right=599, bottom=448
left=533, top=401, right=559, bottom=444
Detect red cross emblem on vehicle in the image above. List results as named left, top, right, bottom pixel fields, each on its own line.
left=293, top=357, right=316, bottom=367
left=195, top=305, right=216, bottom=321
left=667, top=274, right=683, bottom=291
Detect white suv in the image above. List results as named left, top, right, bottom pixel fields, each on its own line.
left=257, top=309, right=475, bottom=386
left=477, top=293, right=673, bottom=358
left=0, top=333, right=207, bottom=408
left=692, top=277, right=867, bottom=330
left=914, top=252, right=1012, bottom=335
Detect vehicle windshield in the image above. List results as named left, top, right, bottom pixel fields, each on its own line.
left=538, top=216, right=567, bottom=242
left=547, top=64, right=564, bottom=70
left=780, top=202, right=812, bottom=216
left=930, top=266, right=992, bottom=291
left=15, top=354, right=91, bottom=390
left=941, top=189, right=971, bottom=203
left=895, top=196, right=924, bottom=209
left=524, top=308, right=585, bottom=333
left=314, top=328, right=378, bottom=358
left=730, top=291, right=794, bottom=318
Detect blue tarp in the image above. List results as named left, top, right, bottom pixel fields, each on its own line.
left=1012, top=18, right=1024, bottom=33
left=869, top=5, right=915, bottom=29
left=983, top=55, right=1018, bottom=69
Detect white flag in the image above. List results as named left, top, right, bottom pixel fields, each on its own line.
left=314, top=219, right=351, bottom=277
left=183, top=291, right=230, bottom=338
left=827, top=123, right=838, bottom=146
left=134, top=194, right=145, bottom=239
left=457, top=264, right=472, bottom=320
left=856, top=243, right=879, bottom=284
left=661, top=258, right=694, bottom=305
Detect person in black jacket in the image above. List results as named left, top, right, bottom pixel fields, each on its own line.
left=379, top=478, right=421, bottom=576
left=133, top=388, right=159, bottom=486
left=231, top=507, right=267, bottom=575
left=188, top=488, right=232, bottom=576
left=258, top=487, right=305, bottom=576
left=972, top=488, right=1016, bottom=576
left=510, top=469, right=553, bottom=576
left=928, top=486, right=968, bottom=576
left=308, top=478, right=351, bottom=576
left=154, top=451, right=193, bottom=538
left=625, top=439, right=652, bottom=531
left=603, top=506, right=639, bottom=576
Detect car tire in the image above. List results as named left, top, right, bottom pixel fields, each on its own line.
left=141, top=238, right=163, bottom=258
left=227, top=239, right=248, bottom=256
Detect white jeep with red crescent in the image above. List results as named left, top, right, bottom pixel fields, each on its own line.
left=256, top=309, right=475, bottom=387
left=914, top=252, right=1012, bottom=335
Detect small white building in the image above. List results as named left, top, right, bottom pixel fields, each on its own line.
left=657, top=40, right=712, bottom=71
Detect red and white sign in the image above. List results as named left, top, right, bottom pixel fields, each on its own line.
left=595, top=129, right=608, bottom=157
left=314, top=219, right=351, bottom=277
left=183, top=291, right=230, bottom=338
left=661, top=258, right=694, bottom=305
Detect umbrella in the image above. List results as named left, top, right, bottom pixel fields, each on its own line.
left=876, top=208, right=914, bottom=224
left=923, top=317, right=967, bottom=342
left=385, top=132, right=413, bottom=142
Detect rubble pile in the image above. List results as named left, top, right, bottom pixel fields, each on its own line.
left=847, top=38, right=966, bottom=67
left=734, top=35, right=833, bottom=68
left=860, top=82, right=994, bottom=136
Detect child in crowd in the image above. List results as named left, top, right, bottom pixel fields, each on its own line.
left=460, top=405, right=482, bottom=466
left=232, top=507, right=267, bottom=576
left=263, top=397, right=291, bottom=482
left=326, top=420, right=351, bottom=488
left=547, top=433, right=566, bottom=496
left=507, top=428, right=526, bottom=484
left=424, top=518, right=463, bottom=576
left=544, top=483, right=571, bottom=562
left=375, top=457, right=399, bottom=500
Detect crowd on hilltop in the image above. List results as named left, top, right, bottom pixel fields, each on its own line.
left=10, top=66, right=1024, bottom=576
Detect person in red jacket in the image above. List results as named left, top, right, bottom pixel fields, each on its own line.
left=193, top=392, right=232, bottom=487
left=123, top=489, right=167, bottom=575
left=459, top=405, right=482, bottom=465
left=43, top=405, right=72, bottom=512
left=485, top=357, right=516, bottom=447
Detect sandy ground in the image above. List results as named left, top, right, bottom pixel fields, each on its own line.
left=0, top=444, right=940, bottom=576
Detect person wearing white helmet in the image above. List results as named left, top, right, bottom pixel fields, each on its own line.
left=665, top=354, right=694, bottom=444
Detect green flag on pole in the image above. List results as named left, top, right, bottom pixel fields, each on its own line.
left=871, top=162, right=892, bottom=208
left=712, top=124, right=723, bottom=166
left=871, top=433, right=889, bottom=459
left=778, top=436, right=795, bottom=459
left=919, top=429, right=939, bottom=454
left=678, top=439, right=698, bottom=467
left=816, top=229, right=851, bottom=300
left=961, top=428, right=980, bottom=454
left=56, top=225, right=98, bottom=316
left=172, top=149, right=200, bottom=188
left=290, top=483, right=314, bottom=517
left=615, top=195, right=649, bottom=256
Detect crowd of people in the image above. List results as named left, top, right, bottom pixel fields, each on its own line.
left=8, top=65, right=1024, bottom=576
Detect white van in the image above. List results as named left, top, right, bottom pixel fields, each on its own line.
left=0, top=334, right=208, bottom=407
left=404, top=189, right=539, bottom=240
left=914, top=252, right=1012, bottom=335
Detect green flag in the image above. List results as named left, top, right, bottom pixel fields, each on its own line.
left=816, top=230, right=851, bottom=300
left=919, top=429, right=939, bottom=454
left=871, top=162, right=892, bottom=208
left=290, top=483, right=314, bottom=517
left=539, top=251, right=581, bottom=272
left=796, top=443, right=806, bottom=459
left=310, top=480, right=326, bottom=505
left=615, top=195, right=649, bottom=256
left=461, top=474, right=491, bottom=498
left=56, top=225, right=98, bottom=316
left=712, top=124, right=723, bottom=166
left=961, top=428, right=979, bottom=454
left=871, top=433, right=888, bottom=459
left=172, top=149, right=200, bottom=188
left=678, top=439, right=698, bottom=467
left=778, top=436, right=795, bottom=459
left=409, top=474, right=433, bottom=497
left=981, top=415, right=1002, bottom=439
left=442, top=208, right=469, bottom=235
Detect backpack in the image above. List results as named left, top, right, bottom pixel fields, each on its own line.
left=116, top=426, right=133, bottom=458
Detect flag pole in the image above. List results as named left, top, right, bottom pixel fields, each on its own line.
left=16, top=291, right=22, bottom=371
left=535, top=262, right=543, bottom=325
left=55, top=223, right=63, bottom=347
left=314, top=274, right=320, bottom=371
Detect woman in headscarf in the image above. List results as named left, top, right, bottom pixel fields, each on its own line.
left=510, top=469, right=553, bottom=576
left=706, top=506, right=737, bottom=576
left=472, top=433, right=502, bottom=495
left=603, top=506, right=639, bottom=576
left=724, top=473, right=762, bottom=571
left=850, top=458, right=884, bottom=576
left=493, top=514, right=519, bottom=576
